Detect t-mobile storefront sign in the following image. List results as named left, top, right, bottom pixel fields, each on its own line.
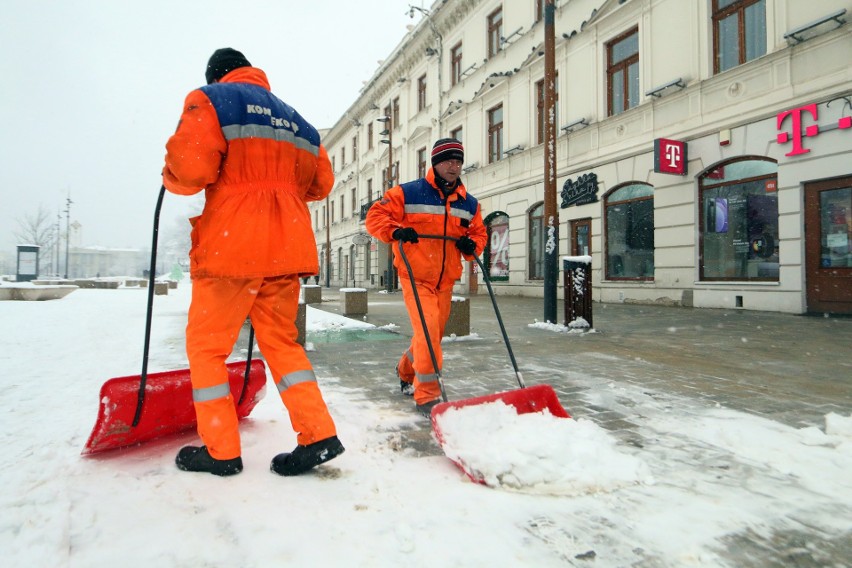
left=654, top=138, right=688, bottom=175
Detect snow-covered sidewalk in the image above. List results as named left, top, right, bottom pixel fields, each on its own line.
left=1, top=282, right=850, bottom=566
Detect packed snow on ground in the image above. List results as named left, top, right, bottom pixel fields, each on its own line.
left=1, top=281, right=850, bottom=567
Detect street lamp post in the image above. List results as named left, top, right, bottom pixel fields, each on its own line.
left=63, top=196, right=72, bottom=279
left=378, top=115, right=394, bottom=292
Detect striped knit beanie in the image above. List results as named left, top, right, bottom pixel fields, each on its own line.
left=431, top=138, right=464, bottom=166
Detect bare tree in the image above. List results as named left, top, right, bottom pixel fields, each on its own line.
left=13, top=205, right=59, bottom=274
left=14, top=205, right=56, bottom=247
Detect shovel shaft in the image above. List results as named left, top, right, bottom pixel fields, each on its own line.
left=417, top=234, right=525, bottom=389
left=133, top=185, right=257, bottom=427
left=396, top=240, right=449, bottom=403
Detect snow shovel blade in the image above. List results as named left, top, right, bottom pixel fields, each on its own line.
left=430, top=384, right=571, bottom=484
left=82, top=360, right=267, bottom=455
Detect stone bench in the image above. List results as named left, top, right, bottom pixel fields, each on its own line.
left=154, top=282, right=169, bottom=296
left=340, top=287, right=367, bottom=316
left=302, top=284, right=322, bottom=304
left=444, top=296, right=470, bottom=337
left=0, top=285, right=78, bottom=301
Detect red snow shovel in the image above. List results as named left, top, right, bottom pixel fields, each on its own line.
left=396, top=236, right=570, bottom=482
left=82, top=186, right=267, bottom=455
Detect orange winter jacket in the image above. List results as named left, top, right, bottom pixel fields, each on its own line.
left=366, top=168, right=487, bottom=287
left=162, top=67, right=333, bottom=278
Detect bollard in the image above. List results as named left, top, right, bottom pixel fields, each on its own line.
left=340, top=288, right=368, bottom=316
left=302, top=284, right=322, bottom=304
left=563, top=256, right=592, bottom=329
left=444, top=296, right=470, bottom=336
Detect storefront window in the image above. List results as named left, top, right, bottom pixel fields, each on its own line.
left=529, top=202, right=544, bottom=280
left=484, top=212, right=510, bottom=281
left=605, top=183, right=654, bottom=280
left=700, top=157, right=778, bottom=281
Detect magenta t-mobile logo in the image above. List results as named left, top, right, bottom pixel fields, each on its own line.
left=776, top=102, right=852, bottom=157
left=776, top=104, right=819, bottom=156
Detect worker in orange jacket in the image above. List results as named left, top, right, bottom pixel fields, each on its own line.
left=366, top=139, right=487, bottom=415
left=162, top=48, right=343, bottom=476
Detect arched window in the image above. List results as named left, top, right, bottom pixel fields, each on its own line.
left=528, top=202, right=545, bottom=280
left=484, top=211, right=510, bottom=281
left=604, top=182, right=654, bottom=280
left=699, top=157, right=778, bottom=281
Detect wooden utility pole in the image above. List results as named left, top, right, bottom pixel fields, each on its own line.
left=543, top=0, right=559, bottom=323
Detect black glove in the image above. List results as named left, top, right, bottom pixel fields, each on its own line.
left=456, top=236, right=476, bottom=255
left=392, top=227, right=419, bottom=243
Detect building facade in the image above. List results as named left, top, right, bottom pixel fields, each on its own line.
left=310, top=0, right=852, bottom=315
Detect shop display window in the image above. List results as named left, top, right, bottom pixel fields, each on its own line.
left=820, top=188, right=851, bottom=268
left=604, top=183, right=654, bottom=280
left=485, top=212, right=510, bottom=281
left=700, top=158, right=778, bottom=280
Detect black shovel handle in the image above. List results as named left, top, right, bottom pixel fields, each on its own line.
left=417, top=234, right=525, bottom=389
left=133, top=185, right=255, bottom=427
left=396, top=240, right=448, bottom=403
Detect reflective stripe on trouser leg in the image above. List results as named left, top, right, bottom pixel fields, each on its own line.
left=400, top=278, right=444, bottom=405
left=275, top=370, right=337, bottom=446
left=397, top=347, right=415, bottom=383
left=248, top=275, right=337, bottom=446
left=186, top=277, right=260, bottom=460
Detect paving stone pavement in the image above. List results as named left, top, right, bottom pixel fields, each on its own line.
left=246, top=288, right=852, bottom=567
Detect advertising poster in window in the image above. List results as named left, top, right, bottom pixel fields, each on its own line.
left=489, top=219, right=509, bottom=279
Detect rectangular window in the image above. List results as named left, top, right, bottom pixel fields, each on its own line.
left=450, top=126, right=463, bottom=144
left=451, top=42, right=463, bottom=86
left=351, top=188, right=357, bottom=216
left=367, top=178, right=373, bottom=202
left=536, top=75, right=558, bottom=145
left=332, top=156, right=336, bottom=172
left=488, top=104, right=504, bottom=164
left=352, top=136, right=357, bottom=158
left=341, top=146, right=346, bottom=166
left=529, top=203, right=544, bottom=280
left=607, top=27, right=639, bottom=116
left=392, top=98, right=400, bottom=128
left=713, top=0, right=766, bottom=74
left=384, top=104, right=392, bottom=128
left=487, top=8, right=503, bottom=59
left=340, top=196, right=345, bottom=220
left=367, top=122, right=374, bottom=149
left=417, top=147, right=427, bottom=178
left=417, top=75, right=427, bottom=111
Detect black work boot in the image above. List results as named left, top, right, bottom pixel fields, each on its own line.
left=415, top=399, right=440, bottom=417
left=270, top=436, right=345, bottom=476
left=175, top=445, right=243, bottom=476
left=396, top=366, right=414, bottom=396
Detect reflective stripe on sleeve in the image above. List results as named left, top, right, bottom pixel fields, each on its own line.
left=192, top=382, right=231, bottom=403
left=276, top=369, right=318, bottom=393
left=221, top=124, right=320, bottom=156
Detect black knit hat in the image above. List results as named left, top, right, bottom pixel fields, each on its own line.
left=206, top=48, right=251, bottom=84
left=431, top=138, right=464, bottom=166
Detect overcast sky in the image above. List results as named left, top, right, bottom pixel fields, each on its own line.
left=0, top=0, right=418, bottom=255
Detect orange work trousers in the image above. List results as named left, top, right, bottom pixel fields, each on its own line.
left=187, top=275, right=337, bottom=460
left=397, top=277, right=453, bottom=405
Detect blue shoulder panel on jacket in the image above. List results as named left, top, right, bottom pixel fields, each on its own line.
left=401, top=178, right=478, bottom=216
left=200, top=83, right=320, bottom=149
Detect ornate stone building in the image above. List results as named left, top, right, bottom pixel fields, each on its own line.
left=311, top=0, right=852, bottom=314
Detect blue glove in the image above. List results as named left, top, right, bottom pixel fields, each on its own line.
left=456, top=236, right=476, bottom=255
